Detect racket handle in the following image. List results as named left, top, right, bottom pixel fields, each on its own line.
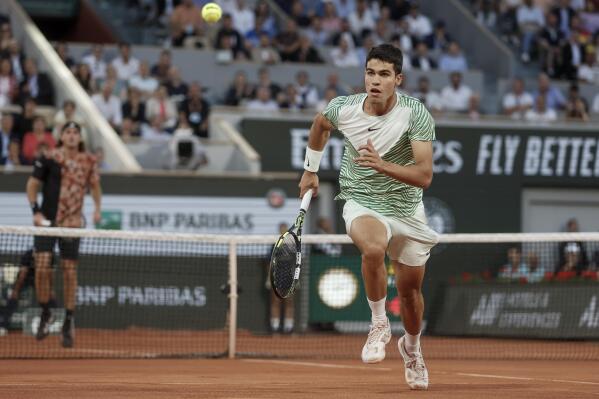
left=300, top=189, right=313, bottom=212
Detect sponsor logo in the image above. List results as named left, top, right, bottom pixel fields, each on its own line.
left=367, top=127, right=380, bottom=131
left=579, top=296, right=599, bottom=328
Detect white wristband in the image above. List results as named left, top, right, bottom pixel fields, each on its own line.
left=304, top=147, right=323, bottom=172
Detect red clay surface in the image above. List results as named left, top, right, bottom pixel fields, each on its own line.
left=1, top=358, right=598, bottom=398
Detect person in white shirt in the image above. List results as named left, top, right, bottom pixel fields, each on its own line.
left=516, top=0, right=545, bottom=62
left=525, top=95, right=557, bottom=122
left=348, top=0, right=376, bottom=36
left=502, top=77, right=534, bottom=119
left=82, top=44, right=107, bottom=81
left=412, top=76, right=443, bottom=114
left=141, top=115, right=171, bottom=141
left=145, top=85, right=177, bottom=130
left=577, top=51, right=599, bottom=84
left=404, top=4, right=432, bottom=40
left=331, top=32, right=360, bottom=67
left=246, top=86, right=279, bottom=111
left=92, top=82, right=123, bottom=128
left=438, top=42, right=468, bottom=72
left=129, top=61, right=159, bottom=100
left=440, top=72, right=473, bottom=112
left=230, top=0, right=255, bottom=35
left=111, top=42, right=140, bottom=82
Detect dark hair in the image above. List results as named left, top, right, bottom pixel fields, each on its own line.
left=58, top=121, right=85, bottom=152
left=365, top=44, right=403, bottom=75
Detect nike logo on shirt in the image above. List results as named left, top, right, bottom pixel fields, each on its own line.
left=367, top=127, right=380, bottom=131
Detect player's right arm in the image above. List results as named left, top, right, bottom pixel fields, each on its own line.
left=298, top=112, right=334, bottom=198
left=26, top=156, right=49, bottom=226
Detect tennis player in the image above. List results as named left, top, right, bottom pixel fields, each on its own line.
left=26, top=121, right=102, bottom=348
left=299, top=44, right=438, bottom=390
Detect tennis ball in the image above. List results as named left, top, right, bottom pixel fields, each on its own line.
left=201, top=3, right=222, bottom=24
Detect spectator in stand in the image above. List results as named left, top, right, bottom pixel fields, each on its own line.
left=565, top=83, right=589, bottom=121
left=516, top=0, right=545, bottom=63
left=538, top=12, right=566, bottom=78
left=316, top=86, right=338, bottom=112
left=333, top=0, right=357, bottom=20
left=561, top=31, right=585, bottom=80
left=111, top=42, right=140, bottom=82
left=0, top=58, right=17, bottom=107
left=53, top=100, right=88, bottom=144
left=97, top=64, right=127, bottom=100
left=146, top=85, right=177, bottom=131
left=230, top=0, right=255, bottom=36
left=224, top=71, right=254, bottom=106
left=150, top=49, right=172, bottom=85
left=297, top=35, right=324, bottom=63
left=129, top=61, right=159, bottom=100
left=180, top=82, right=210, bottom=138
left=245, top=17, right=273, bottom=48
left=3, top=40, right=24, bottom=83
left=371, top=18, right=393, bottom=45
left=19, top=58, right=54, bottom=106
left=55, top=42, right=75, bottom=71
left=251, top=33, right=281, bottom=64
left=21, top=116, right=55, bottom=165
left=425, top=20, right=452, bottom=58
left=74, top=63, right=95, bottom=94
left=305, top=16, right=330, bottom=47
left=170, top=0, right=204, bottom=47
left=502, top=77, right=534, bottom=120
left=331, top=32, right=360, bottom=67
left=473, top=0, right=498, bottom=29
left=533, top=72, right=566, bottom=111
left=246, top=86, right=279, bottom=111
left=0, top=113, right=18, bottom=166
left=551, top=0, right=576, bottom=37
left=119, top=117, right=138, bottom=140
left=524, top=95, right=558, bottom=122
left=254, top=0, right=277, bottom=36
left=383, top=0, right=410, bottom=21
left=82, top=44, right=107, bottom=82
left=556, top=218, right=589, bottom=274
left=141, top=115, right=170, bottom=141
left=390, top=20, right=413, bottom=54
left=277, top=83, right=302, bottom=111
left=523, top=252, right=545, bottom=283
left=92, top=82, right=123, bottom=129
left=275, top=20, right=302, bottom=62
left=348, top=0, right=376, bottom=37
left=290, top=0, right=311, bottom=28
left=321, top=1, right=342, bottom=34
left=357, top=34, right=375, bottom=66
left=498, top=246, right=529, bottom=280
left=405, top=4, right=433, bottom=41
left=0, top=22, right=12, bottom=52
left=216, top=14, right=246, bottom=57
left=325, top=72, right=350, bottom=96
left=13, top=98, right=37, bottom=143
left=440, top=72, right=474, bottom=113
left=331, top=18, right=359, bottom=47
left=165, top=66, right=189, bottom=102
left=497, top=0, right=520, bottom=46
left=122, top=87, right=146, bottom=133
left=412, top=76, right=443, bottom=114
left=439, top=41, right=468, bottom=72
left=254, top=67, right=281, bottom=99
left=556, top=243, right=585, bottom=274
left=294, top=70, right=319, bottom=109
left=577, top=50, right=599, bottom=83
left=411, top=41, right=437, bottom=71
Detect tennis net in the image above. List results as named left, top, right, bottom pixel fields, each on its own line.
left=1, top=226, right=598, bottom=360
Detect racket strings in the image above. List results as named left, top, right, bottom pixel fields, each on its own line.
left=272, top=233, right=298, bottom=296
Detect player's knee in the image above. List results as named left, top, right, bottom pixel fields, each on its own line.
left=361, top=243, right=386, bottom=265
left=399, top=287, right=421, bottom=304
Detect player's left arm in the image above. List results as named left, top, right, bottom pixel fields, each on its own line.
left=355, top=139, right=433, bottom=189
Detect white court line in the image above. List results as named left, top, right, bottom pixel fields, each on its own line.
left=242, top=359, right=392, bottom=371
left=457, top=373, right=599, bottom=386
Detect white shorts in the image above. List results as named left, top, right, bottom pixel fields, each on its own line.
left=342, top=199, right=439, bottom=266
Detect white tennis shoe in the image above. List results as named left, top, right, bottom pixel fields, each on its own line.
left=398, top=335, right=429, bottom=390
left=361, top=318, right=391, bottom=363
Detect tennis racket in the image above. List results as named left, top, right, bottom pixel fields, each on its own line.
left=269, top=189, right=313, bottom=299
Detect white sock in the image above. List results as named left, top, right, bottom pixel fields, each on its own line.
left=271, top=318, right=280, bottom=331
left=284, top=318, right=294, bottom=331
left=367, top=297, right=387, bottom=323
left=404, top=332, right=421, bottom=354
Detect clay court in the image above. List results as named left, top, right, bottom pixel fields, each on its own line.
left=1, top=358, right=599, bottom=399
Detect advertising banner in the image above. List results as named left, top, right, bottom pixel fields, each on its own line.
left=431, top=283, right=599, bottom=339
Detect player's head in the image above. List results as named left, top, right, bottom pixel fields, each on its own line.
left=58, top=121, right=85, bottom=152
left=364, top=44, right=403, bottom=103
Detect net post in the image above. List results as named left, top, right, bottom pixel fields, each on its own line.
left=227, top=238, right=238, bottom=359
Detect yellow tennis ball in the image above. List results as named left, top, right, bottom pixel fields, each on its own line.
left=201, top=3, right=222, bottom=24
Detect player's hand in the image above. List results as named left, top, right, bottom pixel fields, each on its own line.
left=93, top=209, right=102, bottom=225
left=299, top=171, right=319, bottom=198
left=355, top=139, right=387, bottom=173
left=33, top=213, right=47, bottom=227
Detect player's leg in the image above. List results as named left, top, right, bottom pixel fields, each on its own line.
left=59, top=238, right=80, bottom=348
left=283, top=297, right=294, bottom=334
left=344, top=200, right=393, bottom=363
left=269, top=291, right=282, bottom=333
left=34, top=237, right=55, bottom=340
